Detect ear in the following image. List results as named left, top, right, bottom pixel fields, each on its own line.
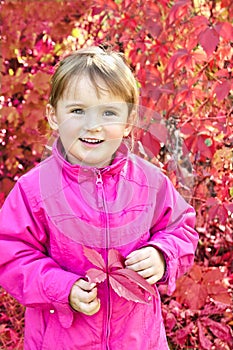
left=123, top=124, right=133, bottom=137
left=46, top=104, right=59, bottom=130
left=123, top=109, right=137, bottom=137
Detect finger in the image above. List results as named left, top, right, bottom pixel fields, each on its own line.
left=136, top=268, right=163, bottom=285
left=126, top=256, right=152, bottom=272
left=79, top=298, right=101, bottom=316
left=77, top=287, right=98, bottom=304
left=145, top=275, right=162, bottom=285
left=126, top=246, right=156, bottom=264
left=135, top=266, right=156, bottom=279
left=141, top=267, right=164, bottom=284
left=125, top=251, right=148, bottom=266
left=71, top=292, right=99, bottom=312
left=75, top=279, right=96, bottom=291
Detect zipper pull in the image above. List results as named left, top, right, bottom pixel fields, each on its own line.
left=96, top=171, right=104, bottom=208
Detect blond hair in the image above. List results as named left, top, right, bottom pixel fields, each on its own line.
left=49, top=46, right=139, bottom=117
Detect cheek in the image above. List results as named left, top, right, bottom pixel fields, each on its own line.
left=58, top=119, right=82, bottom=136
left=106, top=125, right=126, bottom=139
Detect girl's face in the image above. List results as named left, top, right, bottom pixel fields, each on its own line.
left=47, top=76, right=132, bottom=168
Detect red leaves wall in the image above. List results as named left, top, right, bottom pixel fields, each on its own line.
left=0, top=0, right=232, bottom=349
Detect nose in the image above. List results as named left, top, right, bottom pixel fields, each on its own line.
left=85, top=110, right=102, bottom=132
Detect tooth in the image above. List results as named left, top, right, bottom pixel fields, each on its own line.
left=82, top=138, right=101, bottom=143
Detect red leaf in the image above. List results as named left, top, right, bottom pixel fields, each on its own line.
left=83, top=246, right=105, bottom=269
left=1, top=179, right=14, bottom=197
left=197, top=135, right=215, bottom=158
left=201, top=317, right=233, bottom=344
left=201, top=268, right=232, bottom=305
left=206, top=283, right=226, bottom=296
left=145, top=66, right=162, bottom=85
left=139, top=119, right=167, bottom=158
left=213, top=80, right=231, bottom=102
left=208, top=204, right=229, bottom=224
left=91, top=6, right=102, bottom=16
left=180, top=123, right=195, bottom=136
left=173, top=86, right=192, bottom=106
left=31, top=71, right=50, bottom=92
left=190, top=15, right=209, bottom=33
left=188, top=283, right=208, bottom=309
left=166, top=49, right=190, bottom=77
left=114, top=268, right=157, bottom=297
left=149, top=122, right=168, bottom=144
left=202, top=268, right=224, bottom=284
left=175, top=322, right=195, bottom=346
left=206, top=197, right=219, bottom=206
left=140, top=130, right=161, bottom=158
left=174, top=275, right=208, bottom=309
left=164, top=311, right=177, bottom=332
left=201, top=300, right=229, bottom=317
left=198, top=27, right=219, bottom=56
left=108, top=249, right=124, bottom=269
left=109, top=273, right=149, bottom=304
left=192, top=49, right=207, bottom=63
left=145, top=18, right=162, bottom=37
left=184, top=133, right=213, bottom=157
left=189, top=264, right=202, bottom=283
left=84, top=248, right=156, bottom=303
left=215, top=22, right=233, bottom=41
left=198, top=320, right=212, bottom=350
left=0, top=192, right=5, bottom=208
left=122, top=0, right=132, bottom=9
left=168, top=0, right=189, bottom=25
left=214, top=338, right=233, bottom=349
left=86, top=268, right=106, bottom=284
left=225, top=203, right=233, bottom=213
left=208, top=287, right=232, bottom=305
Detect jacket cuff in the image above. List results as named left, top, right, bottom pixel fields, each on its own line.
left=156, top=253, right=169, bottom=284
left=45, top=273, right=80, bottom=328
left=147, top=242, right=177, bottom=295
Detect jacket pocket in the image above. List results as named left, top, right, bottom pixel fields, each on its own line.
left=41, top=310, right=63, bottom=350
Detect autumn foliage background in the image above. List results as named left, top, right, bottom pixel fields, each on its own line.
left=0, top=0, right=233, bottom=349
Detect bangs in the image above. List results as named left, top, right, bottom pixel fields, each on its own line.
left=63, top=69, right=133, bottom=103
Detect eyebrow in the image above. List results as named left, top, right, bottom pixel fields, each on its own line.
left=65, top=102, right=125, bottom=110
left=65, top=103, right=85, bottom=108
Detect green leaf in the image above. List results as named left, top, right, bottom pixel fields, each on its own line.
left=204, top=138, right=212, bottom=147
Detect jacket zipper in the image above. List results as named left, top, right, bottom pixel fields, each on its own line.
left=96, top=171, right=104, bottom=209
left=95, top=170, right=110, bottom=350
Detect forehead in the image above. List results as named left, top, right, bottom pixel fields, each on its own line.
left=62, top=75, right=126, bottom=104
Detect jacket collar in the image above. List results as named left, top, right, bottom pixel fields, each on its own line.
left=52, top=138, right=129, bottom=181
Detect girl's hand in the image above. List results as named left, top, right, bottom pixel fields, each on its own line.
left=69, top=279, right=100, bottom=315
left=125, top=246, right=166, bottom=285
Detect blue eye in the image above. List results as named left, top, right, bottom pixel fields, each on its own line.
left=103, top=110, right=117, bottom=117
left=71, top=108, right=84, bottom=115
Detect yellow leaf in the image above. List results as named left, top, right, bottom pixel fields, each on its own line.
left=54, top=43, right=63, bottom=55
left=71, top=28, right=80, bottom=38
left=8, top=68, right=14, bottom=76
left=213, top=147, right=233, bottom=170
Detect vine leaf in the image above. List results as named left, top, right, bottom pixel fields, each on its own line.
left=86, top=268, right=106, bottom=284
left=84, top=247, right=157, bottom=304
left=83, top=246, right=105, bottom=269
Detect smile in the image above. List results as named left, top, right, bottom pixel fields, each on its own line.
left=79, top=138, right=104, bottom=144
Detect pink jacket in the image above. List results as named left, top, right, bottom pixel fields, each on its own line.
left=0, top=140, right=198, bottom=350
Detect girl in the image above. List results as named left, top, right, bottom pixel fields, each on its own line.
left=0, top=46, right=198, bottom=349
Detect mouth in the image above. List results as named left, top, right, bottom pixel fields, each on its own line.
left=79, top=138, right=104, bottom=145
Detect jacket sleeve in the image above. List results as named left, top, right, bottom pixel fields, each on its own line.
left=148, top=174, right=198, bottom=295
left=0, top=180, right=80, bottom=328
